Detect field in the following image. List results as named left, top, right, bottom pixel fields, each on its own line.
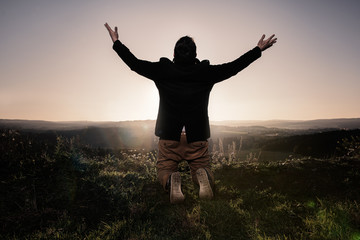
left=1, top=127, right=360, bottom=240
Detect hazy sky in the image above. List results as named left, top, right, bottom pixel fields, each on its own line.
left=1, top=0, right=359, bottom=121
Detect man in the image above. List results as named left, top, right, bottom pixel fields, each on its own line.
left=105, top=23, right=277, bottom=203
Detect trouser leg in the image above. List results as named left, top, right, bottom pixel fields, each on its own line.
left=183, top=139, right=214, bottom=186
left=157, top=135, right=215, bottom=191
left=188, top=159, right=214, bottom=186
left=156, top=160, right=178, bottom=191
left=157, top=140, right=181, bottom=191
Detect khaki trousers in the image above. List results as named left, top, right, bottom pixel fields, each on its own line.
left=157, top=133, right=214, bottom=190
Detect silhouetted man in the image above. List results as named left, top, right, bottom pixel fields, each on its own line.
left=105, top=23, right=277, bottom=203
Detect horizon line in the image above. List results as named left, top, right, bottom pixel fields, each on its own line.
left=1, top=117, right=360, bottom=123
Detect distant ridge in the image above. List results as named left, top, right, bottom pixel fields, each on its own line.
left=211, top=118, right=360, bottom=129
left=1, top=118, right=360, bottom=131
left=0, top=119, right=156, bottom=131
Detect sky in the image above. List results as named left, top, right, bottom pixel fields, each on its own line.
left=1, top=0, right=359, bottom=122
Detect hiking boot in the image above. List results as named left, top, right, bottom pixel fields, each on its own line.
left=196, top=168, right=214, bottom=200
left=170, top=172, right=185, bottom=204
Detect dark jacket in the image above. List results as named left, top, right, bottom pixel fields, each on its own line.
left=113, top=40, right=261, bottom=142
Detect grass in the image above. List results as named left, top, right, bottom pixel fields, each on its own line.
left=0, top=129, right=360, bottom=239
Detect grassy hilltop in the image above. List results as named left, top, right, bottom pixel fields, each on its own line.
left=1, top=126, right=360, bottom=239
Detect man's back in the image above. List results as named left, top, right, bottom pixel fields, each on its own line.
left=112, top=39, right=262, bottom=142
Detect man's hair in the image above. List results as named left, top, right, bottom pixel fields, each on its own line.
left=173, top=36, right=197, bottom=64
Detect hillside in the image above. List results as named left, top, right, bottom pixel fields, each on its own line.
left=0, top=128, right=359, bottom=239
left=1, top=119, right=360, bottom=158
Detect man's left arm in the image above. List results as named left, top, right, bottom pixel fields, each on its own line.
left=105, top=23, right=162, bottom=80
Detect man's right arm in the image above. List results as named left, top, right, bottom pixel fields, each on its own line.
left=208, top=46, right=262, bottom=83
left=208, top=34, right=277, bottom=83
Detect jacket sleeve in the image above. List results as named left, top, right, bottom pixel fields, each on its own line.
left=208, top=46, right=262, bottom=83
left=112, top=40, right=162, bottom=80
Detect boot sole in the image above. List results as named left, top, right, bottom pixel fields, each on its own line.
left=170, top=172, right=185, bottom=204
left=196, top=168, right=214, bottom=200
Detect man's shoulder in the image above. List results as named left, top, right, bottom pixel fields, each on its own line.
left=159, top=57, right=173, bottom=64
left=200, top=60, right=210, bottom=65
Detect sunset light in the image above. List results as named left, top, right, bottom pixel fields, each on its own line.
left=1, top=0, right=359, bottom=121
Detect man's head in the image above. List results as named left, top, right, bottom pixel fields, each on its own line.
left=173, top=36, right=197, bottom=64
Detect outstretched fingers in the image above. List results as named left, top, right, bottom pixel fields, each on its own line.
left=105, top=22, right=119, bottom=42
left=260, top=34, right=265, bottom=41
left=104, top=22, right=111, bottom=32
left=258, top=34, right=265, bottom=46
left=267, top=34, right=277, bottom=44
left=104, top=22, right=117, bottom=33
left=265, top=34, right=277, bottom=44
left=267, top=34, right=275, bottom=40
left=257, top=33, right=277, bottom=51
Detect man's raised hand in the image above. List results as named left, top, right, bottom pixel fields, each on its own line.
left=105, top=23, right=119, bottom=43
left=257, top=34, right=277, bottom=51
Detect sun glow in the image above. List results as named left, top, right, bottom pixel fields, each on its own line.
left=1, top=1, right=360, bottom=121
